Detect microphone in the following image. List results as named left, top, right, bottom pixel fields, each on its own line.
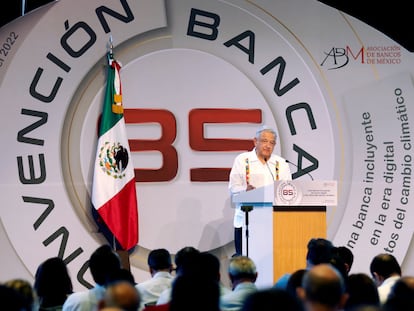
left=285, top=159, right=314, bottom=180
left=264, top=157, right=275, bottom=180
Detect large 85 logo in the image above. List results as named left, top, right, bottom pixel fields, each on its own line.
left=125, top=108, right=262, bottom=182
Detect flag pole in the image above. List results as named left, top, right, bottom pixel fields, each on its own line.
left=108, top=35, right=114, bottom=61
left=21, top=0, right=26, bottom=16
left=113, top=234, right=130, bottom=270
left=106, top=35, right=132, bottom=271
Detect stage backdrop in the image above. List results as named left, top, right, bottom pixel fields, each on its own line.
left=0, top=0, right=413, bottom=290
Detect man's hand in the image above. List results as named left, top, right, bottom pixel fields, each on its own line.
left=246, top=183, right=255, bottom=191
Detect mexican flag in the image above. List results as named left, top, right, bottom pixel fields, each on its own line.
left=91, top=53, right=138, bottom=251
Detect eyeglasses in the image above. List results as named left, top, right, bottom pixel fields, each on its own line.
left=259, top=139, right=276, bottom=146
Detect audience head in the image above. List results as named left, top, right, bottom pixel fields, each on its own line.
left=298, top=263, right=347, bottom=310
left=369, top=253, right=401, bottom=286
left=336, top=246, right=354, bottom=273
left=169, top=250, right=221, bottom=311
left=147, top=248, right=173, bottom=274
left=286, top=269, right=307, bottom=298
left=99, top=280, right=141, bottom=311
left=344, top=273, right=380, bottom=310
left=173, top=246, right=200, bottom=276
left=191, top=251, right=221, bottom=282
left=107, top=268, right=136, bottom=285
left=241, top=287, right=304, bottom=311
left=0, top=284, right=28, bottom=311
left=34, top=256, right=73, bottom=307
left=306, top=238, right=335, bottom=267
left=382, top=275, right=414, bottom=311
left=169, top=274, right=220, bottom=311
left=4, top=278, right=36, bottom=311
left=89, top=244, right=122, bottom=286
left=330, top=253, right=349, bottom=284
left=228, top=255, right=257, bottom=289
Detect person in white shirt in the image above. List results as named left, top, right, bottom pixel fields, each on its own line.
left=63, top=244, right=122, bottom=311
left=220, top=255, right=258, bottom=311
left=136, top=248, right=174, bottom=309
left=156, top=246, right=200, bottom=305
left=228, top=125, right=291, bottom=256
left=370, top=253, right=402, bottom=305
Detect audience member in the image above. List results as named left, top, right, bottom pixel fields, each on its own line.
left=147, top=251, right=224, bottom=311
left=171, top=246, right=201, bottom=277
left=344, top=273, right=380, bottom=310
left=98, top=280, right=141, bottom=311
left=107, top=268, right=136, bottom=285
left=275, top=237, right=335, bottom=289
left=156, top=246, right=200, bottom=305
left=329, top=258, right=348, bottom=288
left=305, top=238, right=335, bottom=266
left=5, top=239, right=410, bottom=311
left=146, top=250, right=229, bottom=311
left=170, top=273, right=220, bottom=311
left=0, top=283, right=29, bottom=311
left=369, top=253, right=401, bottom=305
left=286, top=269, right=307, bottom=298
left=197, top=251, right=231, bottom=297
left=330, top=246, right=354, bottom=283
left=297, top=263, right=348, bottom=311
left=240, top=287, right=305, bottom=311
left=136, top=248, right=174, bottom=308
left=4, top=278, right=37, bottom=311
left=63, top=244, right=122, bottom=311
left=382, top=275, right=414, bottom=311
left=220, top=255, right=258, bottom=311
left=335, top=246, right=354, bottom=274
left=34, top=257, right=73, bottom=311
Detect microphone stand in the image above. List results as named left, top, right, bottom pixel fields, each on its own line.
left=241, top=205, right=253, bottom=257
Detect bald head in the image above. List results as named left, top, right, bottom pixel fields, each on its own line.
left=101, top=281, right=141, bottom=311
left=308, top=263, right=343, bottom=280
left=300, top=264, right=346, bottom=309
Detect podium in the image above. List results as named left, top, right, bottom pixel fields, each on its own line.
left=232, top=180, right=337, bottom=288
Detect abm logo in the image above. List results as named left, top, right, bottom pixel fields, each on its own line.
left=320, top=46, right=364, bottom=70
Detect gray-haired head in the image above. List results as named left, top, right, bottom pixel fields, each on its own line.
left=255, top=125, right=277, bottom=140
left=228, top=255, right=257, bottom=279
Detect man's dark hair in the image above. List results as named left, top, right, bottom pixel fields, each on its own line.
left=369, top=253, right=401, bottom=279
left=306, top=238, right=334, bottom=265
left=170, top=275, right=220, bottom=311
left=148, top=248, right=172, bottom=270
left=89, top=244, right=121, bottom=285
left=241, top=288, right=304, bottom=311
left=345, top=273, right=380, bottom=309
left=173, top=246, right=200, bottom=275
left=286, top=269, right=306, bottom=298
left=336, top=246, right=354, bottom=269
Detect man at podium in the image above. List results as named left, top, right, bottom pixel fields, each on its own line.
left=228, top=125, right=291, bottom=256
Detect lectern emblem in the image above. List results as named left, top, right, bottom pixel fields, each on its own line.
left=277, top=181, right=299, bottom=205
